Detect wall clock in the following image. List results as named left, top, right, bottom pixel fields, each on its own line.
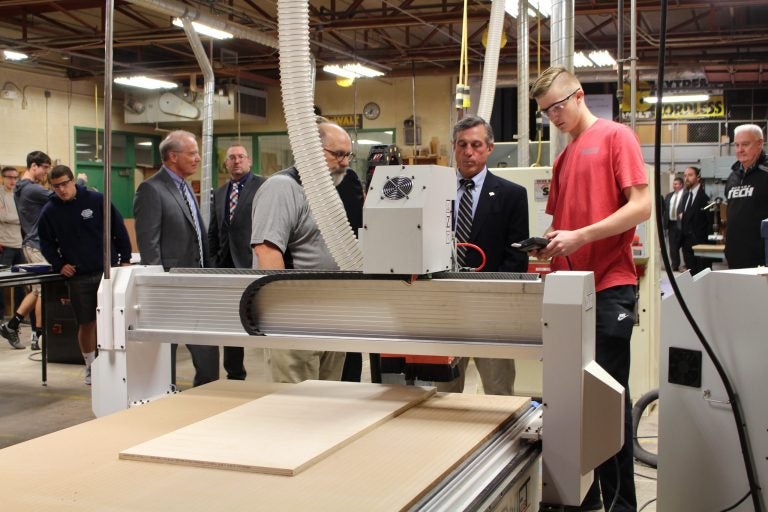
left=363, top=101, right=381, bottom=120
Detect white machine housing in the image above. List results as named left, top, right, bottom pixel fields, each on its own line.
left=658, top=268, right=768, bottom=510
left=360, top=164, right=455, bottom=274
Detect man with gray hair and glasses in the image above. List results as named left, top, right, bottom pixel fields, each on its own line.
left=724, top=123, right=768, bottom=268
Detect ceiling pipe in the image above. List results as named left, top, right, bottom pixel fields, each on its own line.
left=617, top=0, right=625, bottom=115
left=517, top=0, right=530, bottom=167
left=98, top=0, right=117, bottom=355
left=179, top=16, right=214, bottom=228
left=548, top=0, right=575, bottom=161
left=630, top=0, right=638, bottom=131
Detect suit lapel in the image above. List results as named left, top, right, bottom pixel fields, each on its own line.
left=160, top=169, right=196, bottom=228
left=470, top=173, right=497, bottom=240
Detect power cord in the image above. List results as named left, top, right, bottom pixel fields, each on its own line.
left=653, top=1, right=762, bottom=510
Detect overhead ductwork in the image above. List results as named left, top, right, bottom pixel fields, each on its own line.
left=125, top=0, right=280, bottom=50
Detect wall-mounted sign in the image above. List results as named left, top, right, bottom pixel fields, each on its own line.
left=326, top=114, right=363, bottom=129
left=622, top=95, right=725, bottom=120
left=658, top=96, right=725, bottom=119
left=647, top=78, right=710, bottom=90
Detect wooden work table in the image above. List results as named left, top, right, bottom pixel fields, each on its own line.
left=0, top=380, right=529, bottom=511
left=692, top=244, right=725, bottom=260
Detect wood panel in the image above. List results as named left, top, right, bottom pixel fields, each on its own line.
left=119, top=380, right=435, bottom=475
left=0, top=380, right=529, bottom=511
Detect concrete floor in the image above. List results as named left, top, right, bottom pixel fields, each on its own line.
left=0, top=327, right=658, bottom=511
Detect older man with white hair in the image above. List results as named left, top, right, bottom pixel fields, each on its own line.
left=724, top=123, right=768, bottom=268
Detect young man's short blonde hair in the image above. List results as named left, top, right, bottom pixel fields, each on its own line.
left=530, top=66, right=581, bottom=99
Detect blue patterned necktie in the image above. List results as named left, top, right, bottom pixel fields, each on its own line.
left=456, top=178, right=475, bottom=267
left=179, top=181, right=204, bottom=267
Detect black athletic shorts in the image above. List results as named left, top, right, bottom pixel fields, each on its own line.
left=66, top=272, right=102, bottom=325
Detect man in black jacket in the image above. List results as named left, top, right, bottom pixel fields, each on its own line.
left=664, top=176, right=684, bottom=271
left=208, top=144, right=264, bottom=380
left=725, top=124, right=768, bottom=269
left=39, top=165, right=132, bottom=384
left=679, top=166, right=712, bottom=275
left=437, top=115, right=529, bottom=395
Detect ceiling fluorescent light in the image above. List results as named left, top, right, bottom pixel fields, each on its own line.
left=533, top=0, right=552, bottom=17
left=323, top=64, right=384, bottom=79
left=588, top=50, right=616, bottom=67
left=643, top=94, right=710, bottom=104
left=504, top=0, right=551, bottom=18
left=574, top=51, right=594, bottom=68
left=574, top=50, right=616, bottom=68
left=172, top=18, right=233, bottom=40
left=3, top=50, right=29, bottom=61
left=346, top=63, right=385, bottom=78
left=114, top=76, right=178, bottom=90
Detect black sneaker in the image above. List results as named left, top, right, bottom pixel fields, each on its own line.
left=0, top=323, right=23, bottom=349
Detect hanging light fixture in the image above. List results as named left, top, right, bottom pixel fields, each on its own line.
left=3, top=50, right=29, bottom=61
left=172, top=18, right=233, bottom=40
left=573, top=50, right=617, bottom=68
left=643, top=94, right=710, bottom=104
left=335, top=77, right=355, bottom=88
left=504, top=0, right=551, bottom=18
left=114, top=76, right=178, bottom=90
left=323, top=63, right=384, bottom=79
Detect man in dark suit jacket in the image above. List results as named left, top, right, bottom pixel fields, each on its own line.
left=663, top=175, right=684, bottom=271
left=679, top=166, right=713, bottom=275
left=438, top=115, right=529, bottom=395
left=208, top=143, right=264, bottom=380
left=134, top=130, right=219, bottom=387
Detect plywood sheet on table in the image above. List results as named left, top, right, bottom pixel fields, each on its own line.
left=119, top=379, right=435, bottom=475
left=0, top=380, right=529, bottom=512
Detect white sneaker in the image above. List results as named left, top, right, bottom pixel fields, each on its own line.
left=85, top=366, right=92, bottom=386
left=30, top=332, right=40, bottom=351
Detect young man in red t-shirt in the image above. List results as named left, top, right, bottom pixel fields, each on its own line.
left=530, top=66, right=651, bottom=512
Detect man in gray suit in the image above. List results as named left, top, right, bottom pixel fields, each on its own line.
left=134, top=130, right=219, bottom=387
left=208, top=143, right=264, bottom=380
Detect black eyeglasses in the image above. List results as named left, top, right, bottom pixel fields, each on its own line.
left=539, top=89, right=580, bottom=118
left=323, top=148, right=355, bottom=161
left=51, top=179, right=73, bottom=190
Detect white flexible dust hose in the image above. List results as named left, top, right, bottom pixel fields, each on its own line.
left=278, top=0, right=363, bottom=271
left=180, top=17, right=214, bottom=227
left=476, top=0, right=506, bottom=121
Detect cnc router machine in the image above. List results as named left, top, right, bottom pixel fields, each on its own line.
left=14, top=164, right=625, bottom=512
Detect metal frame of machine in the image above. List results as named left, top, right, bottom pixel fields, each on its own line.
left=94, top=267, right=624, bottom=507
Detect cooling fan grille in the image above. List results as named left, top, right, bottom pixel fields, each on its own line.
left=382, top=176, right=413, bottom=200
